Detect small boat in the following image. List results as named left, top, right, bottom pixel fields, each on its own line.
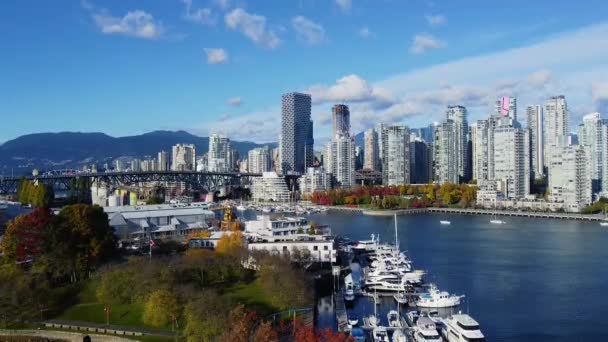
left=414, top=316, right=444, bottom=342
left=367, top=314, right=379, bottom=327
left=441, top=313, right=485, bottom=342
left=372, top=326, right=389, bottom=342
left=393, top=292, right=409, bottom=305
left=600, top=221, right=608, bottom=227
left=236, top=205, right=247, bottom=211
left=350, top=327, right=366, bottom=342
left=344, top=273, right=355, bottom=301
left=387, top=310, right=402, bottom=328
left=440, top=220, right=451, bottom=225
left=348, top=314, right=359, bottom=327
left=490, top=219, right=506, bottom=224
left=406, top=310, right=420, bottom=326
left=261, top=207, right=272, bottom=213
left=416, top=284, right=463, bottom=308
left=392, top=329, right=408, bottom=342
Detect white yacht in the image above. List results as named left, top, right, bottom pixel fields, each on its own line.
left=600, top=221, right=608, bottom=227
left=261, top=207, right=272, bottom=213
left=392, top=329, right=408, bottom=342
left=344, top=273, right=355, bottom=301
left=439, top=220, right=451, bottom=225
left=387, top=310, right=403, bottom=328
left=416, top=284, right=463, bottom=308
left=351, top=234, right=378, bottom=253
left=236, top=204, right=247, bottom=211
left=490, top=219, right=506, bottom=224
left=365, top=278, right=411, bottom=292
left=441, top=314, right=485, bottom=342
left=372, top=326, right=389, bottom=342
left=348, top=314, right=359, bottom=327
left=393, top=292, right=409, bottom=305
left=414, top=316, right=443, bottom=342
left=406, top=310, right=420, bottom=326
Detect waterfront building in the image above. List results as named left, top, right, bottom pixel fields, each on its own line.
left=548, top=143, right=592, bottom=212
left=300, top=167, right=332, bottom=195
left=386, top=125, right=410, bottom=186
left=329, top=134, right=356, bottom=188
left=172, top=144, right=196, bottom=171
left=248, top=146, right=272, bottom=174
left=158, top=151, right=169, bottom=171
left=251, top=172, right=291, bottom=202
left=410, top=135, right=432, bottom=184
left=544, top=95, right=569, bottom=164
left=446, top=105, right=470, bottom=182
left=332, top=104, right=350, bottom=136
left=492, top=127, right=530, bottom=198
left=364, top=128, right=379, bottom=171
left=578, top=112, right=608, bottom=194
left=526, top=105, right=544, bottom=179
left=208, top=134, right=231, bottom=172
left=433, top=120, right=458, bottom=184
left=280, top=92, right=314, bottom=174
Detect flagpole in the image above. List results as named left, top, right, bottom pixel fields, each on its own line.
left=149, top=236, right=152, bottom=262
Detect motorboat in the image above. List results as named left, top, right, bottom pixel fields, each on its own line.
left=416, top=284, right=463, bottom=308
left=351, top=234, right=378, bottom=253
left=440, top=220, right=451, bottom=225
left=393, top=292, right=409, bottom=305
left=490, top=219, right=506, bottom=224
left=392, top=329, right=408, bottom=342
left=414, top=316, right=443, bottom=342
left=365, top=278, right=411, bottom=292
left=406, top=310, right=420, bottom=326
left=367, top=314, right=379, bottom=328
left=350, top=327, right=366, bottom=342
left=372, top=326, right=389, bottom=342
left=236, top=204, right=247, bottom=211
left=261, top=207, right=272, bottom=213
left=600, top=221, right=608, bottom=226
left=441, top=313, right=485, bottom=342
left=344, top=273, right=355, bottom=301
left=348, top=314, right=359, bottom=327
left=387, top=310, right=403, bottom=328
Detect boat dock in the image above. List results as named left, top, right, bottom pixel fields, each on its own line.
left=335, top=289, right=349, bottom=332
left=362, top=207, right=603, bottom=221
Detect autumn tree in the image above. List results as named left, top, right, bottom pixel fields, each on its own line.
left=215, top=231, right=245, bottom=256
left=253, top=321, right=279, bottom=342
left=220, top=304, right=259, bottom=342
left=0, top=207, right=53, bottom=263
left=184, top=290, right=229, bottom=342
left=143, top=289, right=180, bottom=328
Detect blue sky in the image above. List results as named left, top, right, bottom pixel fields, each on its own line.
left=1, top=0, right=608, bottom=144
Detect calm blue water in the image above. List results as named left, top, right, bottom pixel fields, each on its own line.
left=309, top=211, right=608, bottom=342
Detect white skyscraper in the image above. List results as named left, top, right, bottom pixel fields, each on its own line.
left=433, top=120, right=458, bottom=184
left=208, top=134, right=231, bottom=172
left=492, top=127, right=530, bottom=198
left=386, top=125, right=410, bottom=186
left=578, top=112, right=608, bottom=193
left=376, top=123, right=389, bottom=183
left=471, top=120, right=491, bottom=184
left=544, top=95, right=569, bottom=162
left=446, top=105, right=469, bottom=182
left=299, top=167, right=332, bottom=195
left=495, top=96, right=517, bottom=121
left=172, top=144, right=196, bottom=171
left=248, top=147, right=272, bottom=174
left=363, top=128, right=379, bottom=171
left=158, top=151, right=169, bottom=171
left=526, top=105, right=544, bottom=179
left=548, top=143, right=591, bottom=212
left=330, top=134, right=356, bottom=188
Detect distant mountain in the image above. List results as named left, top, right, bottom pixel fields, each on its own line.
left=0, top=131, right=276, bottom=174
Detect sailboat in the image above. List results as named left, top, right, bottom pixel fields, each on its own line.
left=367, top=287, right=380, bottom=328
left=490, top=201, right=506, bottom=224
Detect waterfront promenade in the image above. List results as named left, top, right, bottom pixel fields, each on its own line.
left=360, top=207, right=603, bottom=221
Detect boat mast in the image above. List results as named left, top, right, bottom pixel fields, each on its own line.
left=394, top=213, right=398, bottom=251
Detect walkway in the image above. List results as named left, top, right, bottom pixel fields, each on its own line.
left=43, top=319, right=176, bottom=338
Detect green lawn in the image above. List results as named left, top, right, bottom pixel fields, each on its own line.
left=223, top=278, right=278, bottom=316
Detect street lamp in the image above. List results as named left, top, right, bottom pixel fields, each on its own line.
left=103, top=305, right=111, bottom=326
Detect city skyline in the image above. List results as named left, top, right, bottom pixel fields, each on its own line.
left=2, top=1, right=608, bottom=143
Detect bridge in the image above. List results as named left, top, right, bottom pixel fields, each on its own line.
left=0, top=170, right=301, bottom=195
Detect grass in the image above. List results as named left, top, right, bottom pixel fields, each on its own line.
left=223, top=278, right=278, bottom=317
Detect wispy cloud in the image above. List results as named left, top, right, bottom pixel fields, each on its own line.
left=425, top=14, right=446, bottom=27
left=409, top=33, right=445, bottom=54
left=227, top=97, right=242, bottom=106
left=292, top=16, right=325, bottom=45
left=358, top=26, right=374, bottom=39
left=204, top=48, right=228, bottom=64
left=335, top=0, right=352, bottom=12
left=225, top=8, right=280, bottom=49
left=307, top=74, right=396, bottom=109
left=92, top=10, right=164, bottom=39
left=182, top=0, right=216, bottom=26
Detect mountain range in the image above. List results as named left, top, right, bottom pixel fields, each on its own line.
left=0, top=131, right=275, bottom=174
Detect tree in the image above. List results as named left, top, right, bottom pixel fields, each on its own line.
left=220, top=304, right=259, bottom=342
left=253, top=321, right=279, bottom=342
left=1, top=207, right=53, bottom=263
left=143, top=289, right=180, bottom=328
left=184, top=291, right=229, bottom=342
left=215, top=231, right=245, bottom=256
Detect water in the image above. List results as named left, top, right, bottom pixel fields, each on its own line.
left=308, top=211, right=608, bottom=342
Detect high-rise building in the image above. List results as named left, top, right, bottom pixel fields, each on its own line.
left=208, top=134, right=231, bottom=172
left=410, top=135, right=431, bottom=184
left=526, top=105, right=544, bottom=180
left=544, top=95, right=569, bottom=163
left=376, top=123, right=389, bottom=183
left=363, top=128, right=379, bottom=171
left=280, top=92, right=313, bottom=174
left=158, top=151, right=169, bottom=171
left=495, top=96, right=517, bottom=121
left=299, top=167, right=332, bottom=195
left=492, top=127, right=530, bottom=198
left=332, top=104, right=350, bottom=137
left=446, top=105, right=470, bottom=182
left=329, top=134, right=356, bottom=188
left=548, top=143, right=591, bottom=212
left=471, top=120, right=491, bottom=184
left=248, top=146, right=272, bottom=174
left=172, top=144, right=196, bottom=171
left=433, top=121, right=458, bottom=184
left=578, top=112, right=608, bottom=193
left=386, top=125, right=410, bottom=186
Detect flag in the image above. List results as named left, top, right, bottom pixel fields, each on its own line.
left=149, top=239, right=156, bottom=248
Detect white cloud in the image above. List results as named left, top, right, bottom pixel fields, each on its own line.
left=409, top=33, right=445, bottom=54
left=425, top=14, right=446, bottom=27
left=291, top=16, right=325, bottom=45
left=225, top=8, right=280, bottom=49
left=527, top=69, right=553, bottom=87
left=308, top=74, right=396, bottom=109
left=182, top=0, right=216, bottom=26
left=204, top=48, right=228, bottom=64
left=213, top=0, right=230, bottom=10
left=93, top=10, right=164, bottom=39
left=335, top=0, right=352, bottom=12
left=358, top=26, right=374, bottom=39
left=227, top=97, right=242, bottom=106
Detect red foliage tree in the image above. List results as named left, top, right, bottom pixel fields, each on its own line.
left=0, top=207, right=52, bottom=262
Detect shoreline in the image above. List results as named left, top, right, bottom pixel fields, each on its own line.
left=358, top=207, right=603, bottom=221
